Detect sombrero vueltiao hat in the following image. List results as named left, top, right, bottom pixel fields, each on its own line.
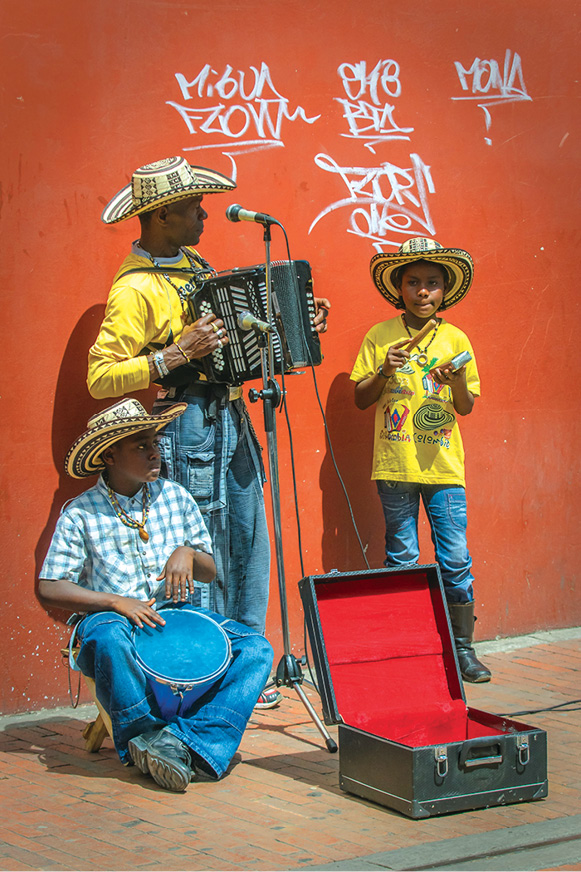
left=370, top=237, right=474, bottom=311
left=101, top=156, right=236, bottom=224
left=65, top=398, right=187, bottom=479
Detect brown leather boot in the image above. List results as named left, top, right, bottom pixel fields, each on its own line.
left=447, top=601, right=492, bottom=683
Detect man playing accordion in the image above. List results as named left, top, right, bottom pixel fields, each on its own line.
left=87, top=157, right=330, bottom=708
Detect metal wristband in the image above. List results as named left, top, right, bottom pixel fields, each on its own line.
left=377, top=365, right=389, bottom=379
left=153, top=351, right=170, bottom=377
left=150, top=354, right=163, bottom=379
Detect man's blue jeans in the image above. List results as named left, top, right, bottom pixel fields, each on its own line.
left=155, top=390, right=270, bottom=634
left=376, top=481, right=474, bottom=603
left=75, top=606, right=273, bottom=775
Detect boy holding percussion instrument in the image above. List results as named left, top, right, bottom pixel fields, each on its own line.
left=350, top=237, right=491, bottom=683
left=38, top=398, right=273, bottom=792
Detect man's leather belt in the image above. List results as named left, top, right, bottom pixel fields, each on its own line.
left=178, top=382, right=243, bottom=403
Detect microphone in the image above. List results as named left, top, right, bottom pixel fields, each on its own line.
left=226, top=204, right=280, bottom=226
left=237, top=311, right=273, bottom=333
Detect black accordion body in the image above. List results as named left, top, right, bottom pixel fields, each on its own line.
left=186, top=260, right=322, bottom=386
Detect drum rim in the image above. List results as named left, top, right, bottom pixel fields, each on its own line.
left=133, top=608, right=232, bottom=687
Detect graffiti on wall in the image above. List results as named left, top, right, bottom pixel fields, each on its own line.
left=168, top=52, right=530, bottom=250
left=168, top=63, right=320, bottom=177
left=451, top=50, right=532, bottom=145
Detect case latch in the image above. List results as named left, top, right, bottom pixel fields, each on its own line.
left=517, top=735, right=530, bottom=766
left=435, top=745, right=448, bottom=778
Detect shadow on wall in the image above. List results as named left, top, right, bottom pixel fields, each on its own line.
left=34, top=304, right=111, bottom=624
left=320, top=372, right=386, bottom=574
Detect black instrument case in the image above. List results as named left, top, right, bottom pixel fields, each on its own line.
left=299, top=565, right=547, bottom=818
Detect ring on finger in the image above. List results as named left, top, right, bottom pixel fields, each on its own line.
left=217, top=337, right=222, bottom=347
left=216, top=328, right=224, bottom=338
left=211, top=322, right=219, bottom=333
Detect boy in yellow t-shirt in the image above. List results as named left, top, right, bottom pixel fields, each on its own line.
left=350, top=237, right=490, bottom=683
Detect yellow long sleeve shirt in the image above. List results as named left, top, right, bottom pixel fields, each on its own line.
left=88, top=247, right=205, bottom=399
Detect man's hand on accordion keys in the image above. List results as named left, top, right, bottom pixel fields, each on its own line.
left=313, top=297, right=331, bottom=334
left=175, top=313, right=229, bottom=362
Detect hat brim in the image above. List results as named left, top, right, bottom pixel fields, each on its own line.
left=370, top=248, right=474, bottom=310
left=101, top=166, right=237, bottom=224
left=65, top=403, right=188, bottom=479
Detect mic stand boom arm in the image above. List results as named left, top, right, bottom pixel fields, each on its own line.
left=247, top=224, right=337, bottom=754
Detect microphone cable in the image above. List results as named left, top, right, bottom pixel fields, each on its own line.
left=269, top=226, right=371, bottom=695
left=273, top=224, right=371, bottom=575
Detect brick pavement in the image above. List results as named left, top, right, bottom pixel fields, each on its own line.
left=0, top=629, right=579, bottom=871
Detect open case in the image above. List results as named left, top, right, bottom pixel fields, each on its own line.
left=299, top=565, right=547, bottom=818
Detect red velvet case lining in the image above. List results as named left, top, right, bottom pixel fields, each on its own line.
left=314, top=571, right=505, bottom=747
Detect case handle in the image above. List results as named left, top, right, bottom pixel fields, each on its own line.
left=458, top=737, right=503, bottom=769
left=434, top=746, right=448, bottom=778
left=517, top=735, right=530, bottom=766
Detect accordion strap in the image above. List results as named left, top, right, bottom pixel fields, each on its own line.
left=116, top=265, right=212, bottom=281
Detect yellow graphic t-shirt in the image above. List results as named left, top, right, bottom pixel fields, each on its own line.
left=350, top=316, right=480, bottom=487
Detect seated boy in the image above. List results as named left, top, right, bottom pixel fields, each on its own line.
left=38, top=398, right=273, bottom=792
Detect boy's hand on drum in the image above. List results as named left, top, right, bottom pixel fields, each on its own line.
left=113, top=596, right=165, bottom=629
left=158, top=545, right=196, bottom=603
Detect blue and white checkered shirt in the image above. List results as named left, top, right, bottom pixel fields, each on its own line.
left=40, top=476, right=213, bottom=601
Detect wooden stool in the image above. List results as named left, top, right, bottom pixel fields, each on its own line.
left=62, top=647, right=114, bottom=753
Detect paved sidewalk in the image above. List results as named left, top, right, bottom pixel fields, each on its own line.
left=0, top=628, right=579, bottom=871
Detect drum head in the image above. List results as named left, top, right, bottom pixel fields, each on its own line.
left=134, top=608, right=231, bottom=687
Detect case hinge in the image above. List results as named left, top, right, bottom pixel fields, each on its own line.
left=434, top=745, right=448, bottom=778
left=517, top=735, right=530, bottom=766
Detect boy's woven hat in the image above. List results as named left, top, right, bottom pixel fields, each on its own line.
left=370, top=237, right=474, bottom=310
left=65, top=398, right=187, bottom=479
left=101, top=156, right=236, bottom=224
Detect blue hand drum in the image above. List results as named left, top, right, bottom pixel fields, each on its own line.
left=133, top=608, right=232, bottom=719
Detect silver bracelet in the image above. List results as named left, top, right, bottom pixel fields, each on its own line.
left=153, top=351, right=170, bottom=377
left=150, top=354, right=163, bottom=379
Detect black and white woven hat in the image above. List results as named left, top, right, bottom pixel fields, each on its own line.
left=101, top=157, right=236, bottom=224
left=65, top=398, right=187, bottom=479
left=370, top=237, right=474, bottom=311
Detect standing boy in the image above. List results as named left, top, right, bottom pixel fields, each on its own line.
left=38, top=398, right=273, bottom=791
left=350, top=237, right=490, bottom=682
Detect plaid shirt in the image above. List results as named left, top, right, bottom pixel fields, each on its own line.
left=40, top=476, right=213, bottom=601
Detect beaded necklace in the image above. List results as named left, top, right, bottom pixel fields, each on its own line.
left=106, top=480, right=151, bottom=542
left=402, top=313, right=441, bottom=373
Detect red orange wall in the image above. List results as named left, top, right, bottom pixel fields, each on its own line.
left=1, top=0, right=579, bottom=713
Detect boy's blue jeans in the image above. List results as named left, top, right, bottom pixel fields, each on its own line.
left=376, top=481, right=474, bottom=603
left=75, top=606, right=273, bottom=776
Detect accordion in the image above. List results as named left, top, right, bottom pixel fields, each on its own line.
left=186, top=260, right=322, bottom=386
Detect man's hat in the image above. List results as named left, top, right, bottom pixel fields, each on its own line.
left=65, top=398, right=187, bottom=479
left=101, top=156, right=236, bottom=224
left=370, top=237, right=474, bottom=310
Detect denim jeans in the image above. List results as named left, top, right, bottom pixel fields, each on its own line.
left=376, top=480, right=474, bottom=603
left=75, top=605, right=273, bottom=775
left=154, top=390, right=270, bottom=634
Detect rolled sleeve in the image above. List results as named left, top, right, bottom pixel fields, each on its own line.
left=39, top=510, right=89, bottom=583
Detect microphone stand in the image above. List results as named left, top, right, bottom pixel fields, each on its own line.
left=247, top=223, right=337, bottom=753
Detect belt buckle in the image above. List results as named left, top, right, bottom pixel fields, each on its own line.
left=229, top=385, right=242, bottom=402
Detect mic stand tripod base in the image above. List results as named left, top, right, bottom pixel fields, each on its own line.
left=273, top=654, right=338, bottom=753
